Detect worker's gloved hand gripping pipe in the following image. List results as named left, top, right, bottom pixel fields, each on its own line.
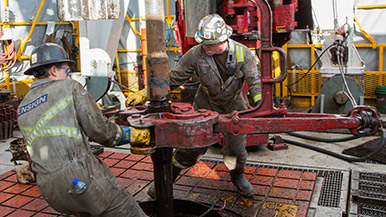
left=119, top=125, right=151, bottom=146
left=126, top=89, right=147, bottom=106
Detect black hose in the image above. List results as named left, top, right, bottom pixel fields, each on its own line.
left=282, top=128, right=386, bottom=162
left=286, top=131, right=360, bottom=143
left=109, top=78, right=136, bottom=93
left=286, top=43, right=335, bottom=89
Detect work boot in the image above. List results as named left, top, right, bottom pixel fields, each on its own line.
left=147, top=165, right=182, bottom=199
left=230, top=168, right=254, bottom=198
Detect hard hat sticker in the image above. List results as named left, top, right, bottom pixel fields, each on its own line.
left=204, top=32, right=211, bottom=39
left=31, top=53, right=38, bottom=64
left=195, top=36, right=203, bottom=43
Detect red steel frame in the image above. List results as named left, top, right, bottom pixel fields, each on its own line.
left=102, top=1, right=381, bottom=216
left=175, top=0, right=298, bottom=53
left=100, top=1, right=382, bottom=217
left=106, top=0, right=381, bottom=153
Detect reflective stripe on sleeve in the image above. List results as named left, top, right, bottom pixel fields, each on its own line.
left=172, top=156, right=189, bottom=169
left=254, top=94, right=262, bottom=103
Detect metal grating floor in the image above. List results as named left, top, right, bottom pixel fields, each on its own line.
left=317, top=171, right=343, bottom=208
left=351, top=171, right=386, bottom=217
left=0, top=151, right=334, bottom=217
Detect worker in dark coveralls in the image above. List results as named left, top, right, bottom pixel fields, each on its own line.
left=127, top=14, right=261, bottom=198
left=17, top=43, right=148, bottom=217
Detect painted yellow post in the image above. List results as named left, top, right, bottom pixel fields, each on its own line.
left=281, top=43, right=288, bottom=98
left=73, top=21, right=80, bottom=71
left=379, top=45, right=384, bottom=86
left=273, top=51, right=281, bottom=100
left=115, top=53, right=121, bottom=84
left=310, top=45, right=316, bottom=107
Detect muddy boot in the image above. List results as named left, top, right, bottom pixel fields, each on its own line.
left=230, top=168, right=254, bottom=197
left=147, top=165, right=182, bottom=199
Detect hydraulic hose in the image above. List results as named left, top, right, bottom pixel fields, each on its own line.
left=286, top=43, right=335, bottom=89
left=282, top=128, right=386, bottom=162
left=286, top=131, right=360, bottom=143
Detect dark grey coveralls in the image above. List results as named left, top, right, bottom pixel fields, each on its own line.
left=17, top=79, right=147, bottom=217
left=169, top=39, right=261, bottom=171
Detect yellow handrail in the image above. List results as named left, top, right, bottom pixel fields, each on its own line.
left=7, top=21, right=70, bottom=25
left=355, top=4, right=386, bottom=10
left=353, top=13, right=377, bottom=49
left=115, top=52, right=121, bottom=84
left=125, top=14, right=142, bottom=39
left=16, top=0, right=45, bottom=60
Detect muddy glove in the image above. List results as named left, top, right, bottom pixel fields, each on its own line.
left=254, top=93, right=262, bottom=106
left=119, top=125, right=150, bottom=146
left=126, top=89, right=147, bottom=106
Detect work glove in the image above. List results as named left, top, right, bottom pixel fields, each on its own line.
left=119, top=125, right=151, bottom=146
left=126, top=89, right=147, bottom=106
left=254, top=93, right=262, bottom=106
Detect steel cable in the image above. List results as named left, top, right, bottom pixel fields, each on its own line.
left=337, top=43, right=357, bottom=107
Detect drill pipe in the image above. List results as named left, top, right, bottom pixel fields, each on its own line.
left=145, top=0, right=173, bottom=217
left=145, top=0, right=170, bottom=113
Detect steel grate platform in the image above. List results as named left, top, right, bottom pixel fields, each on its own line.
left=350, top=171, right=386, bottom=217
left=0, top=151, right=320, bottom=217
left=317, top=171, right=343, bottom=208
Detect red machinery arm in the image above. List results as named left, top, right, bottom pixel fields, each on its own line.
left=114, top=103, right=380, bottom=153
left=110, top=0, right=381, bottom=152
left=214, top=106, right=381, bottom=137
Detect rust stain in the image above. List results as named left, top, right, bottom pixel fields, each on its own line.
left=261, top=201, right=298, bottom=217
left=239, top=197, right=254, bottom=207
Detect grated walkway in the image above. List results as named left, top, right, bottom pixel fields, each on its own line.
left=0, top=151, right=317, bottom=217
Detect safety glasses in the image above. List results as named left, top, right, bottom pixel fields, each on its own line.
left=56, top=66, right=71, bottom=76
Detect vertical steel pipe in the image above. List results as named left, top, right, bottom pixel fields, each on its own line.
left=249, top=0, right=275, bottom=112
left=145, top=0, right=170, bottom=113
left=145, top=0, right=173, bottom=217
left=151, top=147, right=174, bottom=217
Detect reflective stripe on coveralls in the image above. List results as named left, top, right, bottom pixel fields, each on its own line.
left=236, top=45, right=244, bottom=62
left=172, top=156, right=190, bottom=169
left=254, top=93, right=262, bottom=104
left=20, top=94, right=81, bottom=146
